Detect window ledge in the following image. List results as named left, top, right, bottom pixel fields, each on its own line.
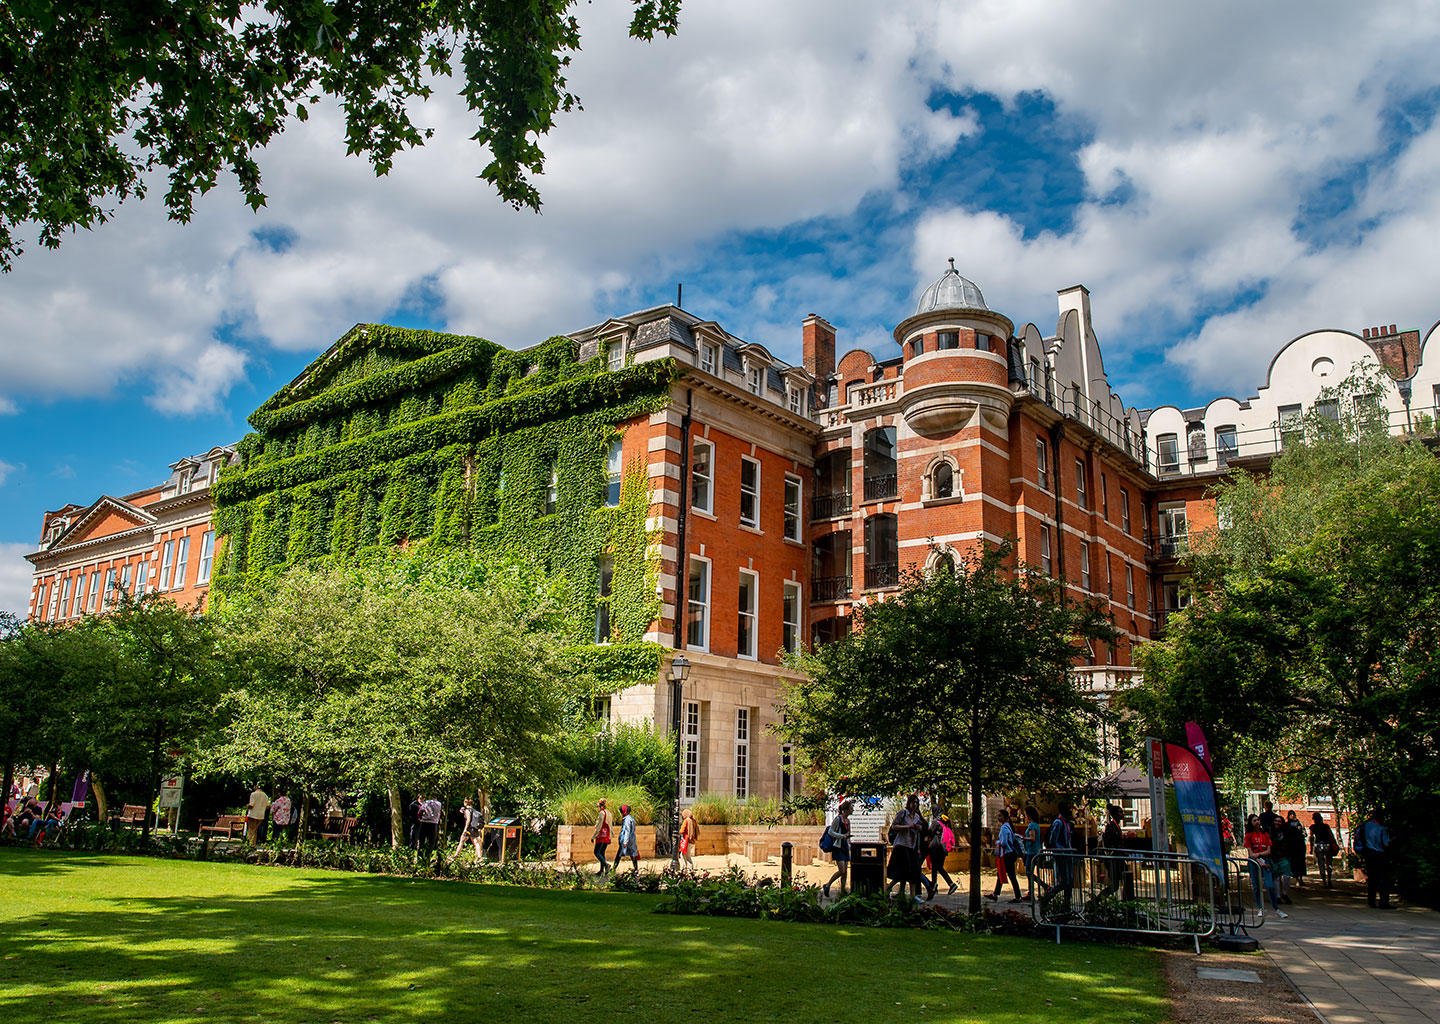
left=921, top=495, right=966, bottom=508
left=690, top=508, right=717, bottom=522
left=738, top=523, right=764, bottom=536
left=783, top=536, right=805, bottom=548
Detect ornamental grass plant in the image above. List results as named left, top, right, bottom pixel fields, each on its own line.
left=554, top=781, right=655, bottom=825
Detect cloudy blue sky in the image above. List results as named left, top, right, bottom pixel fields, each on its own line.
left=3, top=0, right=1440, bottom=614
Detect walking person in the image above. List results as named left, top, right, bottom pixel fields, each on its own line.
left=270, top=792, right=293, bottom=843
left=678, top=807, right=698, bottom=871
left=245, top=783, right=270, bottom=844
left=416, top=794, right=442, bottom=851
left=1243, top=814, right=1288, bottom=918
left=1355, top=809, right=1394, bottom=909
left=1022, top=805, right=1043, bottom=901
left=822, top=800, right=853, bottom=898
left=988, top=808, right=1024, bottom=903
left=1309, top=812, right=1338, bottom=889
left=1284, top=811, right=1309, bottom=888
left=926, top=813, right=957, bottom=898
left=592, top=798, right=613, bottom=876
left=885, top=794, right=926, bottom=902
left=1097, top=804, right=1130, bottom=900
left=456, top=797, right=485, bottom=858
left=1039, top=801, right=1076, bottom=915
left=616, top=804, right=640, bottom=875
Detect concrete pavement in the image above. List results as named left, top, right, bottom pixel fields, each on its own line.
left=1262, top=884, right=1440, bottom=1024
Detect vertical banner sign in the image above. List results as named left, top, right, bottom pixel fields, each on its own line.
left=1165, top=743, right=1225, bottom=881
left=1184, top=721, right=1213, bottom=773
left=1146, top=737, right=1167, bottom=852
left=71, top=770, right=91, bottom=806
left=158, top=775, right=184, bottom=809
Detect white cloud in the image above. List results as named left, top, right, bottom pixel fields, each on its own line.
left=915, top=0, right=1440, bottom=398
left=0, top=398, right=16, bottom=415
left=0, top=460, right=15, bottom=486
left=0, top=543, right=33, bottom=619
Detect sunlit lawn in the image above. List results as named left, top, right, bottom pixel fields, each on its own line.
left=0, top=849, right=1165, bottom=1024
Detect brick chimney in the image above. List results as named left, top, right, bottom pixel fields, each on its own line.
left=1360, top=323, right=1420, bottom=381
left=802, top=314, right=836, bottom=380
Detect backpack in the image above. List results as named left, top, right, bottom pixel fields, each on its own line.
left=819, top=827, right=835, bottom=853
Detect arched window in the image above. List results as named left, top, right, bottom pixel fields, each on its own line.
left=862, top=426, right=897, bottom=500
left=932, top=462, right=954, bottom=499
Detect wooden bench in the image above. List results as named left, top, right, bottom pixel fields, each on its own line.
left=199, top=814, right=248, bottom=841
left=318, top=816, right=358, bottom=842
left=110, top=804, right=146, bottom=827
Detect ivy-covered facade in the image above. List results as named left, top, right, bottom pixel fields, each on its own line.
left=211, top=323, right=679, bottom=687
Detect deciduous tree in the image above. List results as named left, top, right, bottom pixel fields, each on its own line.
left=779, top=546, right=1115, bottom=914
left=0, top=0, right=682, bottom=269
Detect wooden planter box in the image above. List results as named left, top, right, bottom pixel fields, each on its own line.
left=556, top=823, right=658, bottom=866
left=727, top=825, right=827, bottom=864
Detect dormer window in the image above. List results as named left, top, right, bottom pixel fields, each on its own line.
left=178, top=468, right=194, bottom=494
left=700, top=343, right=718, bottom=375
left=787, top=386, right=803, bottom=414
left=746, top=364, right=763, bottom=395
left=606, top=340, right=624, bottom=372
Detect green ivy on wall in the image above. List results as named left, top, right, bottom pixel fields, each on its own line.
left=212, top=323, right=678, bottom=689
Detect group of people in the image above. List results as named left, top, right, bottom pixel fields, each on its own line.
left=240, top=785, right=346, bottom=843
left=589, top=798, right=646, bottom=876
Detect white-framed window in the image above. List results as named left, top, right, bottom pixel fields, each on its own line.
left=746, top=364, right=763, bottom=395
left=1278, top=404, right=1303, bottom=447
left=1075, top=458, right=1088, bottom=509
left=1036, top=439, right=1049, bottom=491
left=87, top=570, right=100, bottom=613
left=100, top=569, right=116, bottom=612
left=1159, top=503, right=1188, bottom=555
left=545, top=466, right=558, bottom=515
left=682, top=701, right=701, bottom=800
left=1126, top=565, right=1136, bottom=609
left=1080, top=541, right=1091, bottom=590
left=787, top=386, right=803, bottom=414
left=59, top=576, right=71, bottom=619
left=134, top=559, right=148, bottom=596
left=198, top=531, right=215, bottom=585
left=739, top=456, right=760, bottom=528
left=596, top=556, right=613, bottom=642
left=159, top=540, right=175, bottom=590
left=71, top=573, right=87, bottom=617
left=783, top=475, right=802, bottom=541
left=699, top=343, right=717, bottom=375
left=1157, top=433, right=1180, bottom=473
left=782, top=581, right=802, bottom=655
left=605, top=437, right=623, bottom=507
left=735, top=707, right=750, bottom=799
left=780, top=715, right=798, bottom=801
left=737, top=569, right=758, bottom=660
left=1121, top=488, right=1131, bottom=534
left=1040, top=525, right=1053, bottom=575
left=686, top=556, right=711, bottom=652
left=690, top=438, right=714, bottom=514
left=606, top=339, right=625, bottom=372
left=119, top=563, right=132, bottom=599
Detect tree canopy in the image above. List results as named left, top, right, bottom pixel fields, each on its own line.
left=0, top=0, right=682, bottom=269
left=778, top=546, right=1115, bottom=913
left=203, top=552, right=574, bottom=843
left=1128, top=374, right=1440, bottom=900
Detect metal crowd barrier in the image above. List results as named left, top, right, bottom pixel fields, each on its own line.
left=1219, top=854, right=1269, bottom=934
left=1029, top=849, right=1220, bottom=952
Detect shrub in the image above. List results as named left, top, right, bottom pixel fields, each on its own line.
left=553, top=721, right=676, bottom=804
left=688, top=793, right=735, bottom=825
left=554, top=781, right=655, bottom=825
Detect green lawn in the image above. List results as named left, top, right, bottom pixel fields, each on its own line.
left=0, top=850, right=1165, bottom=1024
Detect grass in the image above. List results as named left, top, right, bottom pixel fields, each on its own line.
left=0, top=849, right=1166, bottom=1024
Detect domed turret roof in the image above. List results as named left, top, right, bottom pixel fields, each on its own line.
left=915, top=258, right=987, bottom=314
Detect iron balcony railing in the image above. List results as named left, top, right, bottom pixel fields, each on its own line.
left=862, top=473, right=897, bottom=501
left=811, top=491, right=852, bottom=520
left=811, top=575, right=852, bottom=602
left=865, top=561, right=899, bottom=590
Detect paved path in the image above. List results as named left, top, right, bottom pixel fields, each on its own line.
left=1262, top=885, right=1440, bottom=1024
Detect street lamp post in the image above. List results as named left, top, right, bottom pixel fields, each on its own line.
left=668, top=653, right=691, bottom=869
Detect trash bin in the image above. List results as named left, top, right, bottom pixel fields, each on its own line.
left=850, top=841, right=886, bottom=896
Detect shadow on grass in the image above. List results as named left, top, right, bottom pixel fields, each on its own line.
left=0, top=851, right=1167, bottom=1024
